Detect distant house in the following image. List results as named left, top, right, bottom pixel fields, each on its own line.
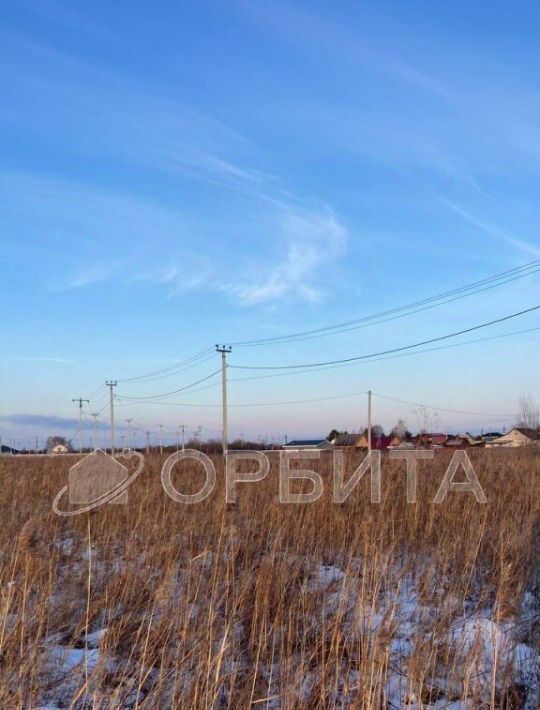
left=354, top=434, right=395, bottom=451
left=1, top=444, right=21, bottom=455
left=486, top=428, right=540, bottom=448
left=50, top=444, right=69, bottom=455
left=388, top=440, right=416, bottom=451
left=352, top=434, right=399, bottom=451
left=412, top=433, right=448, bottom=448
left=331, top=433, right=363, bottom=448
left=283, top=439, right=333, bottom=451
left=479, top=432, right=503, bottom=444
left=372, top=435, right=394, bottom=451
left=445, top=434, right=478, bottom=448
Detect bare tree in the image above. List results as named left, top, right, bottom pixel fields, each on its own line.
left=390, top=419, right=409, bottom=439
left=516, top=392, right=540, bottom=430
left=414, top=406, right=441, bottom=435
left=363, top=424, right=384, bottom=438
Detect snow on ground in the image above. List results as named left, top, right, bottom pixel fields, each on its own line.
left=14, top=545, right=540, bottom=708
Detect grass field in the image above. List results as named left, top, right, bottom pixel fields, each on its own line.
left=0, top=448, right=539, bottom=708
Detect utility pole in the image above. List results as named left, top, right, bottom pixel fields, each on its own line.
left=145, top=430, right=151, bottom=454
left=216, top=345, right=231, bottom=456
left=106, top=381, right=117, bottom=455
left=35, top=435, right=38, bottom=454
left=179, top=424, right=186, bottom=452
left=367, top=390, right=372, bottom=453
left=126, top=419, right=133, bottom=451
left=72, top=397, right=90, bottom=454
left=90, top=413, right=99, bottom=450
left=159, top=424, right=164, bottom=455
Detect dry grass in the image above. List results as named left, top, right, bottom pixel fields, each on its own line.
left=0, top=448, right=539, bottom=708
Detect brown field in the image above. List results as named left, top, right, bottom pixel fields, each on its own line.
left=0, top=448, right=539, bottom=708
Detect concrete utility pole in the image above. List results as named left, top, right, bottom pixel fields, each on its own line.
left=159, top=424, right=164, bottom=455
left=178, top=424, right=186, bottom=452
left=126, top=419, right=133, bottom=450
left=90, top=413, right=99, bottom=450
left=367, top=390, right=372, bottom=454
left=106, top=381, right=117, bottom=455
left=215, top=345, right=232, bottom=456
left=145, top=430, right=151, bottom=454
left=72, top=397, right=90, bottom=453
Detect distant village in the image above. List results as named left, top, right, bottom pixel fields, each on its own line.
left=3, top=426, right=539, bottom=456
left=284, top=426, right=540, bottom=451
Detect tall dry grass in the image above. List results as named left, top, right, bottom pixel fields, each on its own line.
left=0, top=448, right=539, bottom=708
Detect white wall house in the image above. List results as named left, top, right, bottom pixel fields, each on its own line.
left=486, top=428, right=539, bottom=448
left=50, top=444, right=69, bottom=455
left=283, top=439, right=333, bottom=451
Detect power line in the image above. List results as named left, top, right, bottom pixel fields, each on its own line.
left=111, top=324, right=540, bottom=405
left=95, top=399, right=110, bottom=416
left=372, top=393, right=514, bottom=418
left=115, top=369, right=221, bottom=401
left=86, top=383, right=107, bottom=400
left=230, top=304, right=540, bottom=371
left=230, top=390, right=369, bottom=407
left=118, top=351, right=216, bottom=385
left=230, top=259, right=540, bottom=347
left=88, top=326, right=540, bottom=412
left=226, top=325, right=540, bottom=383
left=111, top=388, right=515, bottom=417
left=117, top=348, right=214, bottom=383
left=74, top=259, right=539, bottom=402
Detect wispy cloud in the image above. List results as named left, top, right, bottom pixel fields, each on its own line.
left=224, top=206, right=348, bottom=306
left=233, top=0, right=453, bottom=102
left=52, top=262, right=122, bottom=291
left=434, top=194, right=540, bottom=257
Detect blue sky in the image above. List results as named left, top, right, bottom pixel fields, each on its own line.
left=1, top=0, right=539, bottom=446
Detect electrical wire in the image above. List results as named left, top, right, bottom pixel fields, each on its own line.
left=118, top=352, right=216, bottom=385
left=372, top=393, right=514, bottom=418
left=111, top=388, right=515, bottom=417
left=115, top=369, right=221, bottom=401
left=230, top=259, right=540, bottom=347
left=86, top=383, right=107, bottom=399
left=231, top=305, right=540, bottom=371
left=226, top=325, right=540, bottom=383
left=76, top=260, right=540, bottom=403
left=95, top=400, right=110, bottom=416
left=112, top=325, right=540, bottom=407
left=117, top=348, right=214, bottom=383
